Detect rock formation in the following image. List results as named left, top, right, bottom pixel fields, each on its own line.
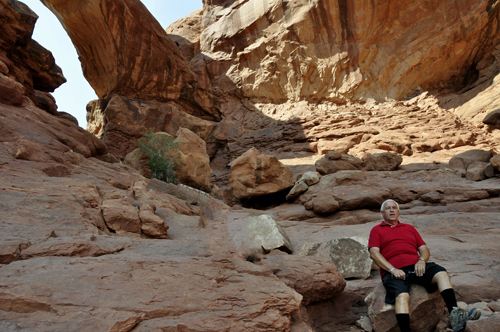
left=40, top=0, right=213, bottom=117
left=2, top=0, right=500, bottom=330
left=228, top=147, right=295, bottom=200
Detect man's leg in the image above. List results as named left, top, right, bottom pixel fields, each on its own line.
left=432, top=271, right=455, bottom=312
left=395, top=292, right=411, bottom=332
left=431, top=270, right=481, bottom=331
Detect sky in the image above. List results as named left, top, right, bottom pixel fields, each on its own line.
left=23, top=0, right=203, bottom=128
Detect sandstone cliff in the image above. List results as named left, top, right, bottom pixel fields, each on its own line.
left=1, top=0, right=500, bottom=331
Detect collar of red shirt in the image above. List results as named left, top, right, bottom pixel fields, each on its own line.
left=379, top=221, right=404, bottom=228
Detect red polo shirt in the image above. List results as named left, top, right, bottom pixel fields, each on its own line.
left=368, top=221, right=425, bottom=276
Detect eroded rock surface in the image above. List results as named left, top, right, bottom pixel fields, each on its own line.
left=3, top=0, right=500, bottom=331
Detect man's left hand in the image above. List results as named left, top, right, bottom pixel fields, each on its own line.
left=415, top=260, right=426, bottom=277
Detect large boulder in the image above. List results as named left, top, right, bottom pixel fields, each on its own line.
left=298, top=237, right=372, bottom=279
left=229, top=147, right=295, bottom=200
left=482, top=109, right=500, bottom=129
left=227, top=213, right=293, bottom=255
left=366, top=283, right=445, bottom=332
left=261, top=253, right=346, bottom=305
left=449, top=150, right=493, bottom=175
left=465, top=161, right=495, bottom=181
left=174, top=127, right=213, bottom=191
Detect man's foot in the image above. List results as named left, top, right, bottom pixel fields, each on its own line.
left=449, top=307, right=481, bottom=331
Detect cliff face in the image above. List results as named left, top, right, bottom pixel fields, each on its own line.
left=0, top=0, right=65, bottom=110
left=199, top=0, right=500, bottom=103
left=2, top=1, right=500, bottom=331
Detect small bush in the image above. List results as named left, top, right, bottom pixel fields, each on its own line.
left=138, top=129, right=183, bottom=183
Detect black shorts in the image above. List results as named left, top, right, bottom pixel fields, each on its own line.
left=382, top=262, right=447, bottom=304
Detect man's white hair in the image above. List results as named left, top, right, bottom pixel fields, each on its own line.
left=380, top=199, right=400, bottom=212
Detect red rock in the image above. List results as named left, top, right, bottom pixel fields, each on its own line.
left=465, top=313, right=500, bottom=332
left=263, top=254, right=346, bottom=305
left=366, top=283, right=445, bottom=332
left=229, top=147, right=295, bottom=199
left=41, top=0, right=213, bottom=116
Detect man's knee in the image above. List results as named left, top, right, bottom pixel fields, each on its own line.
left=433, top=271, right=450, bottom=282
left=396, top=292, right=410, bottom=304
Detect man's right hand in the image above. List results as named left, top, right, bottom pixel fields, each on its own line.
left=391, top=268, right=406, bottom=280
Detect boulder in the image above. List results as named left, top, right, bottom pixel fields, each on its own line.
left=317, top=136, right=362, bottom=154
left=316, top=157, right=359, bottom=175
left=312, top=194, right=341, bottom=214
left=326, top=151, right=342, bottom=160
left=286, top=171, right=321, bottom=201
left=123, top=129, right=212, bottom=191
left=366, top=283, right=445, bottom=332
left=174, top=127, right=213, bottom=191
left=124, top=148, right=152, bottom=179
left=332, top=185, right=392, bottom=211
left=229, top=147, right=295, bottom=200
left=298, top=237, right=372, bottom=279
left=482, top=109, right=500, bottom=129
left=139, top=203, right=169, bottom=239
left=364, top=152, right=403, bottom=171
left=465, top=161, right=495, bottom=181
left=489, top=155, right=500, bottom=171
left=227, top=214, right=293, bottom=255
left=262, top=254, right=346, bottom=305
left=449, top=150, right=493, bottom=174
left=300, top=171, right=321, bottom=186
left=101, top=199, right=142, bottom=235
left=286, top=181, right=309, bottom=201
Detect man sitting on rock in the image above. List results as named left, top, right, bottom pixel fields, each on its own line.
left=368, top=199, right=481, bottom=332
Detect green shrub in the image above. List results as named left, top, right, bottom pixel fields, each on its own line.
left=138, top=129, right=183, bottom=183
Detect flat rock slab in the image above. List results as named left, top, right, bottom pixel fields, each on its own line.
left=0, top=255, right=302, bottom=331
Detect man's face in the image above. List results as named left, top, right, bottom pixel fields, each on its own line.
left=382, top=201, right=399, bottom=224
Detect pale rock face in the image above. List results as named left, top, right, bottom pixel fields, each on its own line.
left=299, top=236, right=372, bottom=279
left=227, top=213, right=293, bottom=255
left=200, top=0, right=500, bottom=103
left=366, top=283, right=444, bottom=332
left=228, top=147, right=295, bottom=199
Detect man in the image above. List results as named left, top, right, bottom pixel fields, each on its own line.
left=368, top=199, right=480, bottom=332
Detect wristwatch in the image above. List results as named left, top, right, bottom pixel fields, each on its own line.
left=419, top=258, right=425, bottom=262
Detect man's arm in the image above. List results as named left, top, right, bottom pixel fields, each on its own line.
left=415, top=244, right=430, bottom=276
left=369, top=247, right=406, bottom=279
